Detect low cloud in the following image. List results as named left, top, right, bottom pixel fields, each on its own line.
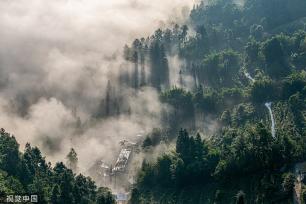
left=0, top=0, right=198, bottom=186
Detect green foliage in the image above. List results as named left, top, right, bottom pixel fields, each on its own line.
left=250, top=75, right=275, bottom=103
left=0, top=129, right=114, bottom=204
left=244, top=0, right=306, bottom=29
left=262, top=37, right=291, bottom=79
left=198, top=50, right=241, bottom=88
left=282, top=173, right=296, bottom=195
left=282, top=71, right=306, bottom=99
left=3, top=0, right=306, bottom=203
left=0, top=171, right=24, bottom=195
left=161, top=88, right=194, bottom=111
left=149, top=42, right=170, bottom=90
left=193, top=86, right=220, bottom=113
left=132, top=0, right=306, bottom=203
left=73, top=174, right=97, bottom=204
left=161, top=88, right=195, bottom=133
left=129, top=188, right=141, bottom=204
left=95, top=187, right=115, bottom=204
left=0, top=128, right=20, bottom=176
left=134, top=120, right=306, bottom=202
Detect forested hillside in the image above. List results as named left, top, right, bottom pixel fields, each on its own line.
left=0, top=129, right=115, bottom=204
left=1, top=0, right=306, bottom=203
left=126, top=0, right=306, bottom=203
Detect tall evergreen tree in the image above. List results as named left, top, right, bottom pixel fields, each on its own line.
left=66, top=148, right=78, bottom=172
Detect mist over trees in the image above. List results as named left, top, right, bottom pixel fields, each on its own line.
left=1, top=0, right=306, bottom=203
left=0, top=129, right=115, bottom=204
left=124, top=0, right=306, bottom=203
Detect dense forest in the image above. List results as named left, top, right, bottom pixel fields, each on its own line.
left=123, top=0, right=306, bottom=203
left=0, top=128, right=116, bottom=204
left=1, top=0, right=306, bottom=203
